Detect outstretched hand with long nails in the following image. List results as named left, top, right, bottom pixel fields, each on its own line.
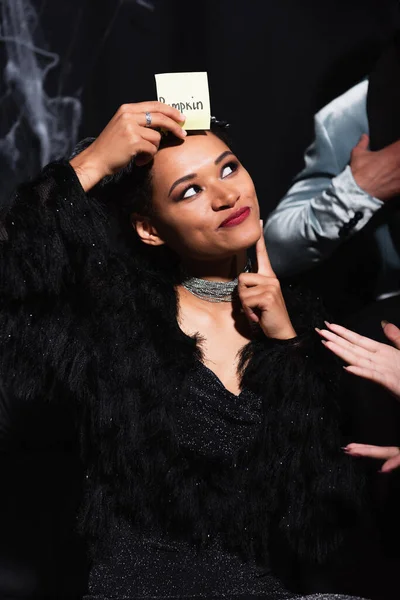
left=317, top=321, right=400, bottom=473
left=317, top=321, right=400, bottom=398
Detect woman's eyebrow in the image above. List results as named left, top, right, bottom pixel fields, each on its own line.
left=168, top=151, right=235, bottom=196
left=214, top=150, right=234, bottom=165
left=168, top=174, right=196, bottom=197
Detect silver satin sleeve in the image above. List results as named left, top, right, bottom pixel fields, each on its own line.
left=264, top=78, right=383, bottom=277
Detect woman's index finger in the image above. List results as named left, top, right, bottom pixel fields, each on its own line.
left=256, top=220, right=275, bottom=276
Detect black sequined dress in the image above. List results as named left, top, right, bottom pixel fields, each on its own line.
left=85, top=362, right=365, bottom=600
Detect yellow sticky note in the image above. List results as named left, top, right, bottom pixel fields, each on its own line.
left=155, top=72, right=211, bottom=130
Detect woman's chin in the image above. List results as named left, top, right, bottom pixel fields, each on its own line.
left=229, top=220, right=261, bottom=250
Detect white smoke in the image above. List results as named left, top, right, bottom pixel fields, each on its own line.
left=0, top=0, right=82, bottom=202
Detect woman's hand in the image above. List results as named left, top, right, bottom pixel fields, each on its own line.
left=238, top=221, right=296, bottom=340
left=316, top=321, right=400, bottom=398
left=344, top=443, right=400, bottom=473
left=318, top=322, right=400, bottom=473
left=70, top=101, right=186, bottom=192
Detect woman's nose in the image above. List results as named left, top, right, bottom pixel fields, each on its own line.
left=212, top=185, right=239, bottom=210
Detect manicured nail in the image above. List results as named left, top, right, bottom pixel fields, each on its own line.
left=381, top=320, right=389, bottom=329
left=321, top=340, right=327, bottom=345
left=324, top=320, right=331, bottom=327
left=181, top=129, right=187, bottom=136
left=180, top=113, right=186, bottom=121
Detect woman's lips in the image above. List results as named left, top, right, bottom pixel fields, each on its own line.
left=219, top=207, right=251, bottom=228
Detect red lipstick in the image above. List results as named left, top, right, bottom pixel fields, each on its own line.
left=219, top=207, right=250, bottom=228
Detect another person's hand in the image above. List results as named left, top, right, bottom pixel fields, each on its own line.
left=316, top=321, right=400, bottom=398
left=238, top=221, right=296, bottom=340
left=343, top=443, right=400, bottom=473
left=318, top=322, right=400, bottom=473
left=70, top=101, right=186, bottom=192
left=350, top=134, right=400, bottom=201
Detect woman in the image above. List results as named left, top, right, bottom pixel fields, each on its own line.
left=0, top=101, right=368, bottom=599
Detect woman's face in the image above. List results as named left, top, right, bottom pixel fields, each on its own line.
left=146, top=131, right=261, bottom=260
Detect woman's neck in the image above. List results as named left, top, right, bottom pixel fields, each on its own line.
left=180, top=251, right=248, bottom=282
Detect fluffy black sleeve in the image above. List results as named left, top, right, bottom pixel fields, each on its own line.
left=0, top=161, right=109, bottom=448
left=240, top=284, right=372, bottom=578
left=0, top=160, right=109, bottom=299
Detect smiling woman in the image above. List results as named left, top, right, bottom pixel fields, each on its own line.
left=135, top=132, right=262, bottom=268
left=0, top=100, right=373, bottom=599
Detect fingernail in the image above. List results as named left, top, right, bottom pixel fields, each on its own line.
left=321, top=340, right=327, bottom=345
left=324, top=320, right=331, bottom=327
left=341, top=446, right=349, bottom=450
left=181, top=129, right=187, bottom=136
left=315, top=327, right=321, bottom=333
left=381, top=320, right=389, bottom=329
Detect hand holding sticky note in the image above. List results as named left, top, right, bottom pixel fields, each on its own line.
left=155, top=72, right=211, bottom=130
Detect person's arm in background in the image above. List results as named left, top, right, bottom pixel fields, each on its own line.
left=264, top=79, right=383, bottom=277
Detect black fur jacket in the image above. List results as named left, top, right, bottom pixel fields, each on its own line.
left=0, top=161, right=366, bottom=575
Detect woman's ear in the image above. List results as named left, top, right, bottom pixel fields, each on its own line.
left=132, top=214, right=165, bottom=247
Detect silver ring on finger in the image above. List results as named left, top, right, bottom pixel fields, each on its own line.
left=145, top=111, right=152, bottom=127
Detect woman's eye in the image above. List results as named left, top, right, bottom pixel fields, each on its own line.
left=181, top=185, right=200, bottom=199
left=221, top=162, right=238, bottom=178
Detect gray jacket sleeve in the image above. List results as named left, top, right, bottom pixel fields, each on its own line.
left=264, top=79, right=383, bottom=277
